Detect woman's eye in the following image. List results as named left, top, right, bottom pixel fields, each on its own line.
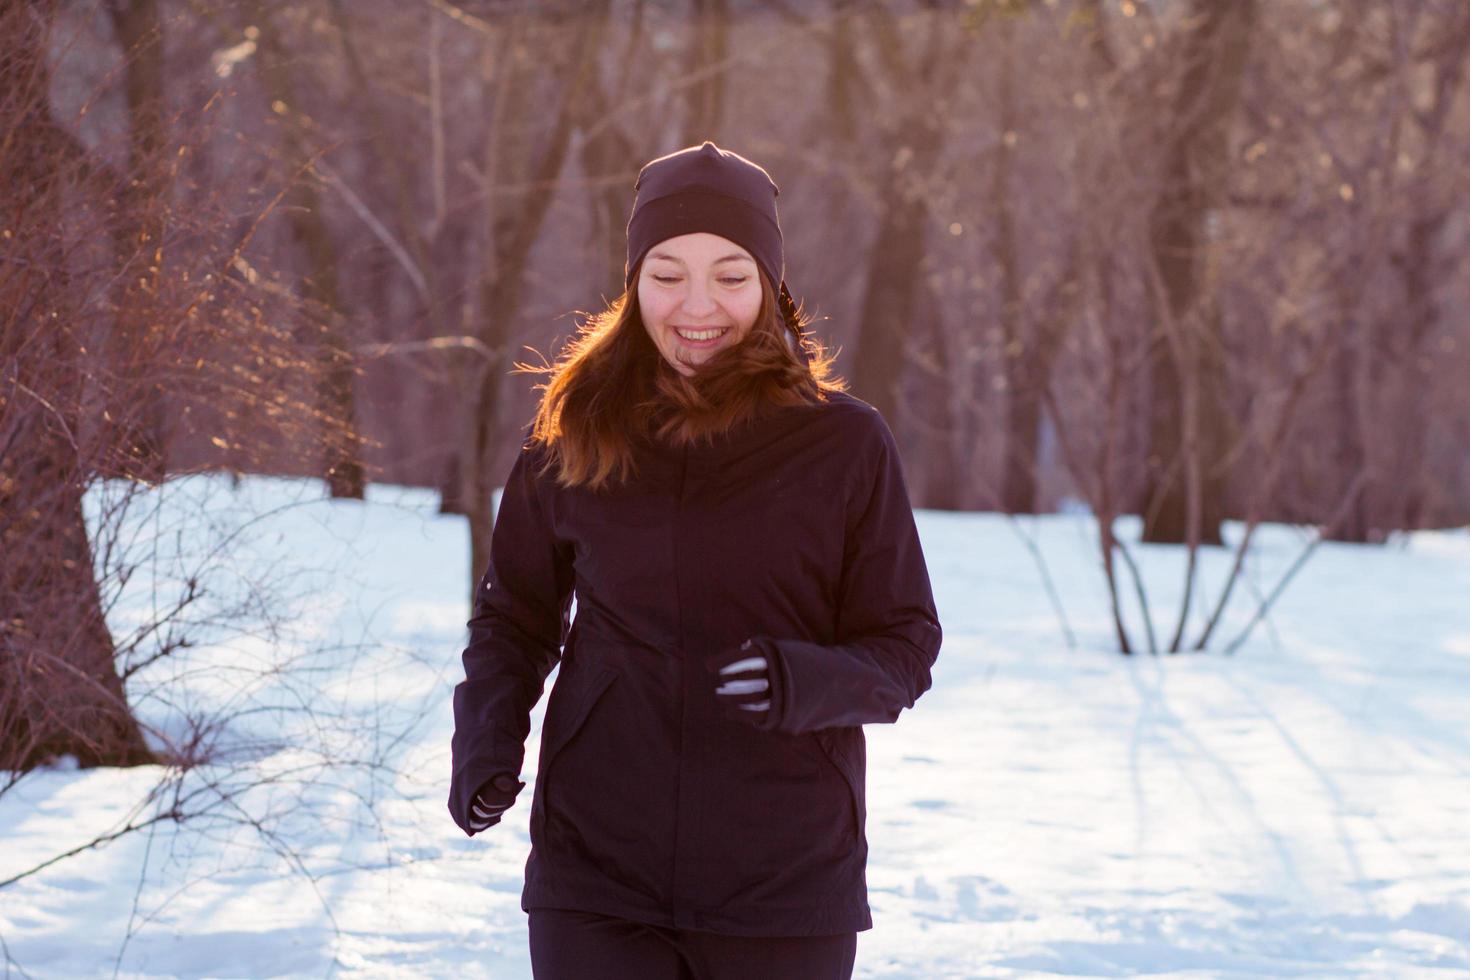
left=653, top=275, right=681, bottom=284
left=720, top=277, right=749, bottom=286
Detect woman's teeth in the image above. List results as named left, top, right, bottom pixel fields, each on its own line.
left=675, top=327, right=729, bottom=341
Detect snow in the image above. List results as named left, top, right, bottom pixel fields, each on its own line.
left=2, top=476, right=1467, bottom=978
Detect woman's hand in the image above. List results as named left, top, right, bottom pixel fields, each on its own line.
left=468, top=772, right=525, bottom=832
left=712, top=638, right=779, bottom=725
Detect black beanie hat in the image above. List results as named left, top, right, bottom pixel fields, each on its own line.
left=624, top=141, right=783, bottom=292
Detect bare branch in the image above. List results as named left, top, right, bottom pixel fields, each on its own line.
left=354, top=336, right=501, bottom=360
left=314, top=158, right=429, bottom=301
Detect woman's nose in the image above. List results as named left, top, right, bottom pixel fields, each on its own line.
left=680, top=280, right=717, bottom=316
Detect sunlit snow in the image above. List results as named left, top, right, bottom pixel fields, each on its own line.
left=1, top=476, right=1467, bottom=978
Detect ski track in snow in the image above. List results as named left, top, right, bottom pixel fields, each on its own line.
left=1, top=478, right=1468, bottom=978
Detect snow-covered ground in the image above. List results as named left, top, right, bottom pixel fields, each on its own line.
left=2, top=476, right=1468, bottom=978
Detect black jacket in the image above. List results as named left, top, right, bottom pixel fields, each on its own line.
left=449, top=390, right=942, bottom=936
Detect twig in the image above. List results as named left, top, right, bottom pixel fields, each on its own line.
left=1006, top=515, right=1076, bottom=649
left=428, top=12, right=446, bottom=234
left=1194, top=335, right=1336, bottom=650
left=13, top=382, right=79, bottom=453
left=1223, top=470, right=1370, bottom=655
left=353, top=337, right=500, bottom=361
left=1112, top=533, right=1159, bottom=655
left=1005, top=517, right=1076, bottom=646
left=314, top=159, right=428, bottom=301
left=1138, top=245, right=1204, bottom=655
left=417, top=0, right=495, bottom=37
left=0, top=928, right=37, bottom=979
left=110, top=811, right=163, bottom=979
left=0, top=811, right=178, bottom=890
left=1098, top=514, right=1133, bottom=654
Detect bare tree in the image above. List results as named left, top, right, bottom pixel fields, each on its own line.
left=846, top=7, right=958, bottom=437
left=681, top=0, right=728, bottom=143
left=1, top=0, right=154, bottom=768
left=248, top=0, right=365, bottom=499
left=1, top=0, right=364, bottom=767
left=1141, top=0, right=1258, bottom=546
left=461, top=6, right=607, bottom=598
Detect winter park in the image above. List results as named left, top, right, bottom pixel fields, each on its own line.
left=4, top=2, right=1470, bottom=979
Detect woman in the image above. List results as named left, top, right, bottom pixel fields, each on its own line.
left=449, top=142, right=942, bottom=979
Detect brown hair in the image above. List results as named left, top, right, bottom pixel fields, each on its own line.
left=518, top=269, right=846, bottom=490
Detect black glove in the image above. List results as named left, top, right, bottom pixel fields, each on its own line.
left=468, top=772, right=524, bottom=833
left=712, top=638, right=781, bottom=728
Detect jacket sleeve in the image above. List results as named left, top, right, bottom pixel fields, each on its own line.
left=765, top=409, right=942, bottom=734
left=448, top=441, right=574, bottom=835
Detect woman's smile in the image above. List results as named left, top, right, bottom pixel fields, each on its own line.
left=674, top=325, right=732, bottom=346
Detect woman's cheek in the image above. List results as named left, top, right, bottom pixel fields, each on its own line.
left=736, top=288, right=762, bottom=334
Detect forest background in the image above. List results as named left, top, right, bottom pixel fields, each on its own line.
left=3, top=0, right=1469, bottom=813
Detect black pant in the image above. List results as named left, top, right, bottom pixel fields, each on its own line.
left=528, top=908, right=857, bottom=980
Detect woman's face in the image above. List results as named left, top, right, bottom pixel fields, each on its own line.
left=637, top=232, right=762, bottom=377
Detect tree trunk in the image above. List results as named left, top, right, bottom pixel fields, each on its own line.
left=851, top=179, right=927, bottom=430
left=465, top=10, right=605, bottom=598
left=253, top=4, right=365, bottom=499
left=1389, top=209, right=1446, bottom=532
left=1141, top=0, right=1256, bottom=544
left=913, top=274, right=962, bottom=511
left=1325, top=330, right=1370, bottom=542
left=0, top=365, right=154, bottom=770
left=579, top=4, right=645, bottom=291
left=102, top=0, right=169, bottom=482
left=0, top=1, right=153, bottom=770
left=848, top=12, right=949, bottom=431
left=992, top=17, right=1037, bottom=515
left=681, top=0, right=727, bottom=144
left=848, top=9, right=975, bottom=503
left=1379, top=6, right=1468, bottom=531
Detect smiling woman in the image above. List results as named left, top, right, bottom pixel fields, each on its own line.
left=502, top=143, right=844, bottom=491
left=448, top=142, right=942, bottom=980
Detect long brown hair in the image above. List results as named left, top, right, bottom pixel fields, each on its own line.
left=519, top=269, right=846, bottom=490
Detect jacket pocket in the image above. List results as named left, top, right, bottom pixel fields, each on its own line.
left=815, top=728, right=866, bottom=845
left=533, top=664, right=617, bottom=840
